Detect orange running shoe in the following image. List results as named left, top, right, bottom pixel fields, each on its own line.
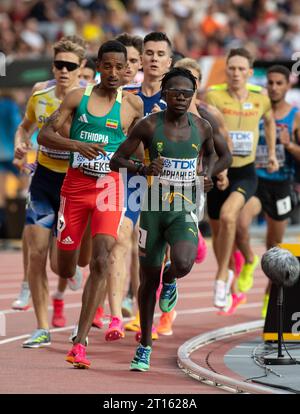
left=105, top=316, right=125, bottom=341
left=156, top=310, right=177, bottom=335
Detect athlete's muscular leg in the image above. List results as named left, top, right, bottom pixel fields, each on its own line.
left=130, top=224, right=140, bottom=299
left=75, top=234, right=116, bottom=345
left=216, top=192, right=245, bottom=281
left=78, top=218, right=92, bottom=267
left=107, top=217, right=133, bottom=318
left=24, top=225, right=51, bottom=329
left=209, top=219, right=220, bottom=262
left=139, top=265, right=161, bottom=347
left=236, top=196, right=261, bottom=263
left=163, top=240, right=197, bottom=283
left=265, top=215, right=287, bottom=250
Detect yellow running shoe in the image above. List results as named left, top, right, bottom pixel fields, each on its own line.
left=261, top=293, right=270, bottom=319
left=124, top=311, right=140, bottom=332
left=238, top=255, right=259, bottom=292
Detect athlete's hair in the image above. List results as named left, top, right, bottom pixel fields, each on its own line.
left=174, top=58, right=202, bottom=81
left=267, top=65, right=290, bottom=82
left=226, top=48, right=254, bottom=68
left=61, top=35, right=87, bottom=49
left=161, top=67, right=197, bottom=92
left=53, top=39, right=85, bottom=62
left=84, top=58, right=96, bottom=75
left=143, top=31, right=172, bottom=50
left=115, top=33, right=143, bottom=55
left=97, top=40, right=127, bottom=61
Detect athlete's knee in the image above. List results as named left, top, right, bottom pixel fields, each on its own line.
left=220, top=210, right=237, bottom=228
left=173, top=256, right=193, bottom=278
left=58, top=262, right=77, bottom=279
left=28, top=246, right=48, bottom=266
left=90, top=252, right=109, bottom=277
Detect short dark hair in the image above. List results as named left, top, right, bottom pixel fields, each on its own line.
left=84, top=58, right=96, bottom=75
left=226, top=48, right=254, bottom=68
left=143, top=32, right=172, bottom=50
left=161, top=67, right=197, bottom=92
left=267, top=65, right=290, bottom=82
left=115, top=33, right=143, bottom=55
left=97, top=40, right=127, bottom=61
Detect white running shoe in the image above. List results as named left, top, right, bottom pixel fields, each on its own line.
left=12, top=282, right=31, bottom=310
left=214, top=270, right=234, bottom=308
left=67, top=266, right=83, bottom=291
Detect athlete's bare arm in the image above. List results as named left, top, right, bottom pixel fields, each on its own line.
left=110, top=113, right=163, bottom=175
left=14, top=117, right=36, bottom=160
left=208, top=105, right=232, bottom=152
left=263, top=110, right=279, bottom=172
left=198, top=106, right=232, bottom=177
left=38, top=88, right=106, bottom=160
left=281, top=111, right=300, bottom=161
left=123, top=92, right=145, bottom=161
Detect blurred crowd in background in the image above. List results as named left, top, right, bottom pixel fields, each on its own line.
left=1, top=0, right=300, bottom=244
left=1, top=0, right=300, bottom=61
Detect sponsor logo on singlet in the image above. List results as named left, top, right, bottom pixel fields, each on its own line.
left=159, top=157, right=198, bottom=184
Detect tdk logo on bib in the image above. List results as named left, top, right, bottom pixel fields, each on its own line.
left=163, top=159, right=196, bottom=169
left=160, top=157, right=197, bottom=183
left=230, top=130, right=254, bottom=156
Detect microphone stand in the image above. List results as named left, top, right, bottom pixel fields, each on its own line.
left=264, top=285, right=298, bottom=365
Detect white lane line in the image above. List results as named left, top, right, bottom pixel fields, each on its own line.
left=0, top=287, right=265, bottom=303
left=0, top=302, right=262, bottom=346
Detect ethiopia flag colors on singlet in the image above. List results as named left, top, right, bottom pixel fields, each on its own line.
left=25, top=86, right=69, bottom=173
left=206, top=86, right=271, bottom=168
left=69, top=84, right=127, bottom=178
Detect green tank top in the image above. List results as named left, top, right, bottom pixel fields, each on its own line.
left=70, top=85, right=127, bottom=177
left=146, top=111, right=203, bottom=210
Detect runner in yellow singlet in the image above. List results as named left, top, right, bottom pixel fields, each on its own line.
left=205, top=47, right=279, bottom=310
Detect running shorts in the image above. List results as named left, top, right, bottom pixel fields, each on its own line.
left=57, top=168, right=124, bottom=250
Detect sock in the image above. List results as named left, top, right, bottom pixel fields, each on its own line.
left=53, top=290, right=64, bottom=300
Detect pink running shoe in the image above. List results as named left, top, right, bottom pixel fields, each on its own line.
left=233, top=250, right=245, bottom=277
left=92, top=306, right=104, bottom=329
left=105, top=316, right=125, bottom=341
left=217, top=293, right=247, bottom=316
left=195, top=231, right=207, bottom=264
left=52, top=298, right=66, bottom=328
left=66, top=343, right=90, bottom=369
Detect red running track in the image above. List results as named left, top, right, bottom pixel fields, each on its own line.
left=0, top=243, right=267, bottom=394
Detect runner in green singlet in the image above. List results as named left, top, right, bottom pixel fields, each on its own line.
left=110, top=67, right=231, bottom=371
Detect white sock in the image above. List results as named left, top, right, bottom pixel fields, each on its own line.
left=53, top=290, right=64, bottom=300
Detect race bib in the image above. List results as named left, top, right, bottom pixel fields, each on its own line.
left=159, top=157, right=198, bottom=185
left=255, top=144, right=285, bottom=168
left=40, top=145, right=70, bottom=160
left=72, top=151, right=114, bottom=177
left=276, top=196, right=292, bottom=216
left=138, top=227, right=147, bottom=249
left=230, top=131, right=254, bottom=156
